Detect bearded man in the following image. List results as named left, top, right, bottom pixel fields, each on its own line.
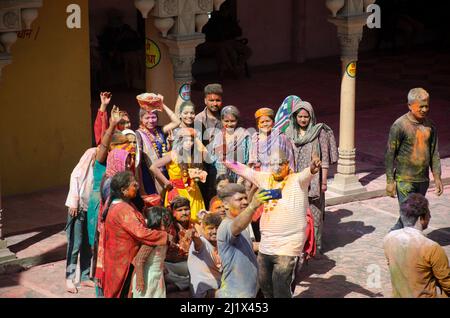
left=224, top=150, right=321, bottom=298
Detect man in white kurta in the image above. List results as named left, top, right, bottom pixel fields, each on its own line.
left=225, top=151, right=320, bottom=297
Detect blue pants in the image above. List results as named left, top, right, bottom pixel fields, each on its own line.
left=65, top=210, right=92, bottom=282
left=390, top=181, right=429, bottom=231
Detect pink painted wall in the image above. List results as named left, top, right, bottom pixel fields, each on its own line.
left=237, top=0, right=340, bottom=66
left=89, top=0, right=139, bottom=38
left=304, top=0, right=340, bottom=59
left=237, top=0, right=293, bottom=66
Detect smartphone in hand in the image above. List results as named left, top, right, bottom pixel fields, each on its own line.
left=265, top=189, right=282, bottom=200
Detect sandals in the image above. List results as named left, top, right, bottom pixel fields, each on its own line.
left=80, top=280, right=96, bottom=288
left=66, top=280, right=78, bottom=294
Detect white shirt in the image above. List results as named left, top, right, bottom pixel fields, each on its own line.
left=236, top=163, right=314, bottom=256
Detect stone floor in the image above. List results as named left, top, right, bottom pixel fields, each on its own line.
left=1, top=184, right=448, bottom=298
left=1, top=46, right=449, bottom=298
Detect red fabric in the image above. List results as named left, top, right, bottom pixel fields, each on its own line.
left=165, top=223, right=193, bottom=263
left=94, top=110, right=108, bottom=146
left=252, top=206, right=264, bottom=222
left=101, top=202, right=167, bottom=298
left=303, top=208, right=316, bottom=259
left=142, top=194, right=162, bottom=207
left=165, top=178, right=192, bottom=207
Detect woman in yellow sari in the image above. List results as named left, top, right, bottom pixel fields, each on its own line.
left=150, top=128, right=209, bottom=223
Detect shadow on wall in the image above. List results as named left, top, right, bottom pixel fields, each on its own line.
left=321, top=209, right=376, bottom=253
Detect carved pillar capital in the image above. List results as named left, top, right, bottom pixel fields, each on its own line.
left=328, top=14, right=367, bottom=62
left=160, top=34, right=205, bottom=85
left=0, top=0, right=42, bottom=80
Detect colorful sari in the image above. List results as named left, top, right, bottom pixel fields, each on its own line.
left=163, top=159, right=206, bottom=223
left=249, top=131, right=295, bottom=172
left=101, top=201, right=167, bottom=298
left=94, top=149, right=131, bottom=291
left=211, top=127, right=250, bottom=182
left=136, top=126, right=170, bottom=195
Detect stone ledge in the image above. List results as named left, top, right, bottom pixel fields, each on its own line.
left=0, top=244, right=65, bottom=275
left=326, top=177, right=450, bottom=206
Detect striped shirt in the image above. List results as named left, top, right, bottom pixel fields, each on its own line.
left=234, top=164, right=314, bottom=256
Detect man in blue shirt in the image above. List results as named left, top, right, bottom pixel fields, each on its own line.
left=215, top=184, right=270, bottom=298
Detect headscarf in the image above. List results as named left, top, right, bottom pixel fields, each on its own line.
left=255, top=107, right=275, bottom=121
left=122, top=129, right=140, bottom=168
left=285, top=100, right=332, bottom=147
left=105, top=149, right=130, bottom=178
left=110, top=133, right=130, bottom=150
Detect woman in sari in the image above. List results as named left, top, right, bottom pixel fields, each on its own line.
left=101, top=171, right=168, bottom=298
left=285, top=100, right=338, bottom=254
left=211, top=105, right=250, bottom=182
left=150, top=128, right=208, bottom=223
left=87, top=116, right=130, bottom=252
left=135, top=95, right=180, bottom=196
left=94, top=147, right=140, bottom=296
left=249, top=107, right=294, bottom=172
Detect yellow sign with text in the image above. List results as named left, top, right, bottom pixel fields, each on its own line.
left=146, top=38, right=161, bottom=69
left=346, top=62, right=357, bottom=78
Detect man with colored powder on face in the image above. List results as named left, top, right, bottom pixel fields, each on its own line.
left=383, top=193, right=450, bottom=298
left=215, top=184, right=271, bottom=298
left=223, top=151, right=321, bottom=298
left=385, top=88, right=443, bottom=231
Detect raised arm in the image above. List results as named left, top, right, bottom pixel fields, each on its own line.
left=161, top=96, right=181, bottom=134
left=94, top=92, right=111, bottom=145
left=96, top=108, right=121, bottom=163
left=191, top=224, right=204, bottom=252
left=224, top=160, right=259, bottom=186
left=298, top=157, right=321, bottom=189
left=149, top=152, right=173, bottom=189
left=231, top=189, right=270, bottom=237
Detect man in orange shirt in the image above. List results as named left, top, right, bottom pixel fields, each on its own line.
left=383, top=193, right=450, bottom=297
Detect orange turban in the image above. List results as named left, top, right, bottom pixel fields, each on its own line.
left=255, top=108, right=275, bottom=120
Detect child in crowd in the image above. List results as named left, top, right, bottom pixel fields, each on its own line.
left=131, top=206, right=173, bottom=298
left=188, top=212, right=223, bottom=298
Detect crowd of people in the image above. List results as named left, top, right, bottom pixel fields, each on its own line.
left=64, top=84, right=449, bottom=298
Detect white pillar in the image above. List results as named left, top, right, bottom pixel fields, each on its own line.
left=135, top=0, right=213, bottom=114
left=327, top=1, right=368, bottom=195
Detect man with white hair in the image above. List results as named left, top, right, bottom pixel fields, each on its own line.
left=224, top=150, right=321, bottom=298
left=385, top=87, right=443, bottom=231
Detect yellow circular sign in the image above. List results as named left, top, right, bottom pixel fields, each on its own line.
left=346, top=62, right=357, bottom=78
left=146, top=38, right=161, bottom=69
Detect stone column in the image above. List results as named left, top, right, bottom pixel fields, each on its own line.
left=327, top=0, right=368, bottom=195
left=135, top=0, right=215, bottom=114
left=0, top=180, right=15, bottom=263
